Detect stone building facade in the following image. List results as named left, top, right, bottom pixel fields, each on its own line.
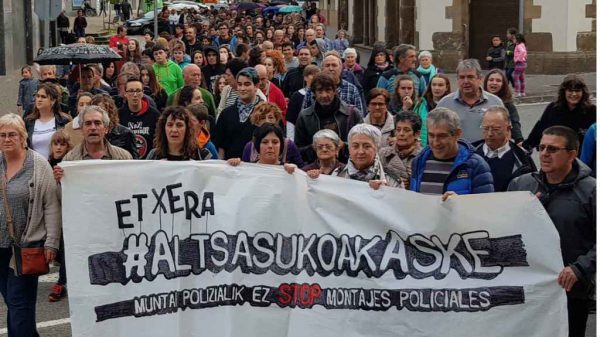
left=320, top=0, right=596, bottom=74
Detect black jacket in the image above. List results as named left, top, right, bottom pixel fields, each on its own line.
left=201, top=64, right=226, bottom=92
left=282, top=65, right=306, bottom=98
left=362, top=63, right=393, bottom=95
left=213, top=103, right=256, bottom=159
left=504, top=101, right=524, bottom=143
left=508, top=160, right=596, bottom=299
left=107, top=124, right=139, bottom=159
left=25, top=112, right=71, bottom=150
left=56, top=14, right=69, bottom=29
left=486, top=45, right=506, bottom=69
left=295, top=98, right=363, bottom=163
left=524, top=102, right=596, bottom=151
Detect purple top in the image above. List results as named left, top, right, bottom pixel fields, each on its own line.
left=242, top=138, right=305, bottom=167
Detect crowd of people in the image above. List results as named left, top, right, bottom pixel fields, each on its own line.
left=3, top=2, right=597, bottom=337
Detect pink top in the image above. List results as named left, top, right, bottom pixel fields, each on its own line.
left=514, top=43, right=528, bottom=63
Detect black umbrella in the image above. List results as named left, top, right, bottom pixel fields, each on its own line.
left=234, top=2, right=264, bottom=11
left=34, top=43, right=122, bottom=65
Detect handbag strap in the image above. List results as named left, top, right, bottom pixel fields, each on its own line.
left=1, top=173, right=15, bottom=243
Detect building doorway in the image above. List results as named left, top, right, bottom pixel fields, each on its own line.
left=469, top=0, right=519, bottom=69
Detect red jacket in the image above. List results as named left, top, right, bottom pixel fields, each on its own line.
left=109, top=35, right=129, bottom=54
left=267, top=81, right=288, bottom=124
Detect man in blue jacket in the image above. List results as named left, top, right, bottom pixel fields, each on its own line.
left=410, top=107, right=494, bottom=196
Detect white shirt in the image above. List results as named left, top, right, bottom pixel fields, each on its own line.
left=483, top=142, right=511, bottom=159
left=31, top=118, right=56, bottom=160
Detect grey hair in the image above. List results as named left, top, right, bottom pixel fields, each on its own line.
left=348, top=124, right=382, bottom=148
left=323, top=50, right=343, bottom=65
left=456, top=58, right=482, bottom=77
left=80, top=105, right=111, bottom=128
left=342, top=48, right=357, bottom=58
left=483, top=105, right=511, bottom=124
left=312, top=129, right=341, bottom=147
left=393, top=44, right=417, bottom=64
left=418, top=50, right=432, bottom=60
left=426, top=107, right=461, bottom=136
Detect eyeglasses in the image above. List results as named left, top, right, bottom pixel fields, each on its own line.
left=126, top=89, right=143, bottom=96
left=480, top=126, right=504, bottom=135
left=368, top=102, right=386, bottom=107
left=315, top=144, right=336, bottom=150
left=0, top=132, right=19, bottom=140
left=537, top=144, right=570, bottom=154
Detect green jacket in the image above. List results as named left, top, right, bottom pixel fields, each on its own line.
left=153, top=60, right=184, bottom=96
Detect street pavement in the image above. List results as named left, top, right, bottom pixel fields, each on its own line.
left=0, top=11, right=596, bottom=337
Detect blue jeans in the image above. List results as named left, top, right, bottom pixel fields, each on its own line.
left=0, top=248, right=40, bottom=337
left=74, top=28, right=85, bottom=38
left=505, top=67, right=515, bottom=88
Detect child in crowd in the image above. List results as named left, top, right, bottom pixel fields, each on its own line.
left=48, top=130, right=73, bottom=302
left=486, top=35, right=506, bottom=70
left=512, top=33, right=528, bottom=97
left=17, top=65, right=39, bottom=115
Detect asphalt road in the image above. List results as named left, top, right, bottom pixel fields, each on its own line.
left=0, top=101, right=596, bottom=337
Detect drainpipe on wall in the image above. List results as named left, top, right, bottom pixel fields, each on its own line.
left=518, top=0, right=524, bottom=33
left=25, top=0, right=34, bottom=64
left=0, top=0, right=5, bottom=75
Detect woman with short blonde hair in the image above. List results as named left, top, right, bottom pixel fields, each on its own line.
left=0, top=113, right=61, bottom=337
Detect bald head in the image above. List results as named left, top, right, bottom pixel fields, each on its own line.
left=305, top=29, right=316, bottom=43
left=262, top=40, right=274, bottom=52
left=183, top=64, right=202, bottom=87
left=254, top=64, right=269, bottom=92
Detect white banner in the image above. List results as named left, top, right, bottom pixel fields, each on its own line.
left=61, top=160, right=568, bottom=337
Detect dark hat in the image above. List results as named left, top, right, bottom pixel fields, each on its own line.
left=203, top=45, right=218, bottom=55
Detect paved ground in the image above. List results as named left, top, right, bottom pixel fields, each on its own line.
left=0, top=10, right=596, bottom=337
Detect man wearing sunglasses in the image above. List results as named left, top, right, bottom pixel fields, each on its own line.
left=508, top=126, right=596, bottom=337
left=473, top=106, right=536, bottom=191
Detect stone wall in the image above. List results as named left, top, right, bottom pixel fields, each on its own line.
left=527, top=52, right=596, bottom=74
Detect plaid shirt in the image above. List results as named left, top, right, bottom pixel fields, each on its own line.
left=302, top=79, right=366, bottom=116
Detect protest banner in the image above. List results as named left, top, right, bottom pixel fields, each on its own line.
left=61, top=160, right=568, bottom=337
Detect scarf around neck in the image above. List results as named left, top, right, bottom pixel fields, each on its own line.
left=345, top=154, right=385, bottom=182
left=417, top=65, right=437, bottom=76
left=236, top=96, right=261, bottom=123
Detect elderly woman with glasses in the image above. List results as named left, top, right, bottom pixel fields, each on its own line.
left=302, top=129, right=345, bottom=175
left=308, top=124, right=402, bottom=189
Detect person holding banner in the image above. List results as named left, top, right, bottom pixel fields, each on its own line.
left=59, top=105, right=133, bottom=163
left=379, top=111, right=424, bottom=189
left=332, top=124, right=402, bottom=189
left=301, top=129, right=345, bottom=175
left=508, top=126, right=596, bottom=337
left=227, top=123, right=297, bottom=174
left=0, top=113, right=61, bottom=337
left=146, top=106, right=210, bottom=161
left=214, top=67, right=264, bottom=159
left=410, top=107, right=494, bottom=196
